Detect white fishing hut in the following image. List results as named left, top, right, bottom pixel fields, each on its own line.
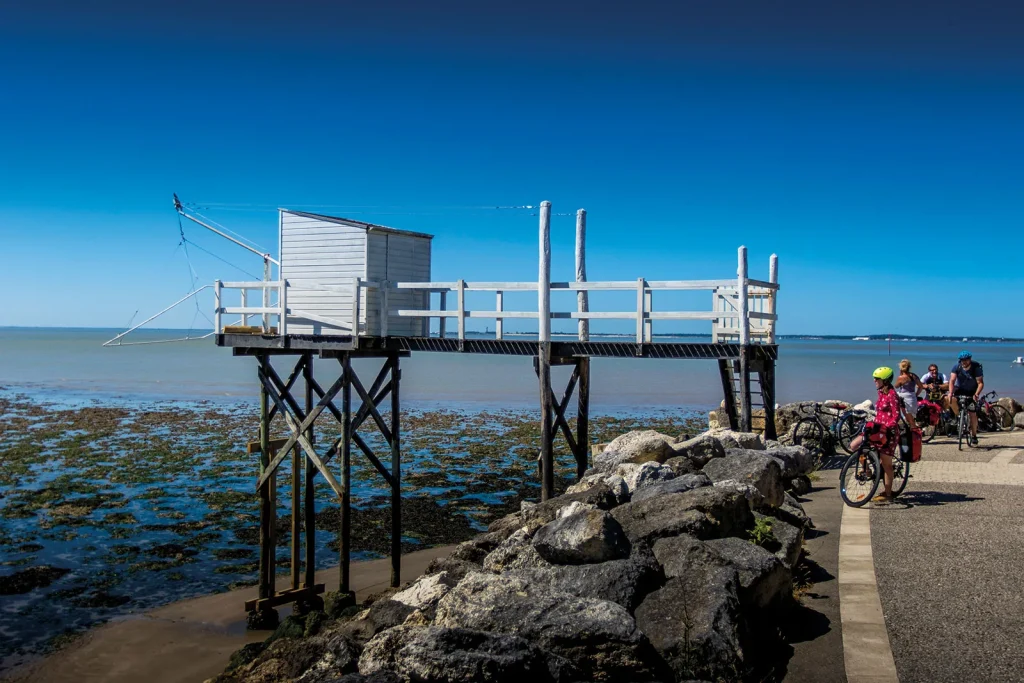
left=278, top=210, right=432, bottom=337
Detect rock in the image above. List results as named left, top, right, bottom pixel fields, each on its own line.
left=705, top=537, right=792, bottom=611
left=391, top=572, right=457, bottom=612
left=703, top=450, right=785, bottom=508
left=615, top=461, right=675, bottom=494
left=712, top=479, right=766, bottom=511
left=854, top=399, right=874, bottom=411
left=423, top=557, right=488, bottom=583
left=788, top=475, right=811, bottom=496
left=446, top=532, right=505, bottom=565
left=611, top=486, right=753, bottom=545
left=566, top=473, right=629, bottom=505
left=505, top=543, right=663, bottom=612
left=532, top=508, right=631, bottom=565
left=228, top=626, right=361, bottom=683
left=768, top=494, right=813, bottom=530
left=629, top=473, right=712, bottom=503
left=323, top=673, right=403, bottom=683
left=358, top=625, right=567, bottom=683
left=555, top=501, right=598, bottom=518
left=762, top=445, right=815, bottom=478
left=708, top=408, right=728, bottom=431
left=226, top=642, right=266, bottom=672
left=1015, top=412, right=1024, bottom=429
left=267, top=615, right=307, bottom=644
left=434, top=572, right=657, bottom=682
left=594, top=430, right=677, bottom=472
left=997, top=396, right=1022, bottom=415
left=671, top=433, right=726, bottom=467
left=634, top=564, right=745, bottom=682
left=486, top=484, right=619, bottom=539
left=0, top=565, right=71, bottom=595
left=764, top=439, right=782, bottom=450
left=651, top=534, right=721, bottom=579
left=756, top=513, right=803, bottom=570
left=712, top=430, right=766, bottom=450
left=663, top=455, right=699, bottom=476
left=773, top=401, right=818, bottom=439
left=483, top=528, right=550, bottom=573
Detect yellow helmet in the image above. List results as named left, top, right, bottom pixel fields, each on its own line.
left=872, top=366, right=894, bottom=382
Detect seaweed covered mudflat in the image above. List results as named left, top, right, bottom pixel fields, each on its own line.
left=0, top=389, right=702, bottom=670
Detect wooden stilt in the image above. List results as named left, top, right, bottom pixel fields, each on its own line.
left=718, top=359, right=738, bottom=430
left=576, top=357, right=590, bottom=479
left=537, top=201, right=553, bottom=501
left=389, top=353, right=402, bottom=588
left=257, top=355, right=273, bottom=599
left=761, top=357, right=778, bottom=440
left=339, top=354, right=352, bottom=594
left=290, top=429, right=300, bottom=590
left=303, top=354, right=316, bottom=589
left=739, top=345, right=752, bottom=432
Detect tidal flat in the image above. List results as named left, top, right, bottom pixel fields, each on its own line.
left=0, top=389, right=702, bottom=670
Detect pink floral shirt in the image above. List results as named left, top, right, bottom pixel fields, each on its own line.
left=875, top=388, right=900, bottom=430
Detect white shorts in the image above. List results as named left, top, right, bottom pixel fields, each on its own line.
left=899, top=394, right=918, bottom=417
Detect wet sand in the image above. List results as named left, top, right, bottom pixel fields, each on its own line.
left=6, top=544, right=457, bottom=683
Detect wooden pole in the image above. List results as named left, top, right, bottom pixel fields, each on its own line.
left=495, top=291, right=503, bottom=340
left=768, top=254, right=778, bottom=344
left=340, top=354, right=352, bottom=594
left=737, top=246, right=752, bottom=431
left=439, top=291, right=446, bottom=339
left=257, top=355, right=274, bottom=601
left=576, top=357, right=590, bottom=478
left=262, top=258, right=271, bottom=333
left=303, top=354, right=316, bottom=589
left=290, top=362, right=301, bottom=590
left=762, top=357, right=778, bottom=440
left=575, top=209, right=588, bottom=341
left=389, top=353, right=402, bottom=588
left=538, top=201, right=554, bottom=501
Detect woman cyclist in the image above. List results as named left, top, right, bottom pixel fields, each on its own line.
left=849, top=367, right=904, bottom=503
left=894, top=359, right=925, bottom=421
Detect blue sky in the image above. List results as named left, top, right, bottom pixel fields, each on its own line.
left=2, top=0, right=1023, bottom=336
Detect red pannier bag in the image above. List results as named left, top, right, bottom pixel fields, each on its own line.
left=917, top=399, right=941, bottom=426
left=899, top=428, right=922, bottom=462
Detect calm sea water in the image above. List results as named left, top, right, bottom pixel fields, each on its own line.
left=2, top=328, right=1023, bottom=409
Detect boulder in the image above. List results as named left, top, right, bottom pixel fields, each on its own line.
left=483, top=528, right=550, bottom=573
left=762, top=445, right=815, bottom=478
left=854, top=399, right=874, bottom=411
left=226, top=625, right=361, bottom=683
left=705, top=537, right=792, bottom=611
left=593, top=430, right=676, bottom=471
left=611, top=486, right=754, bottom=545
left=774, top=401, right=818, bottom=439
left=531, top=508, right=631, bottom=565
left=634, top=564, right=745, bottom=682
left=615, top=461, right=675, bottom=494
left=663, top=455, right=699, bottom=476
left=766, top=493, right=812, bottom=530
left=712, top=430, right=766, bottom=451
left=629, top=473, right=712, bottom=504
left=357, top=625, right=568, bottom=683
left=997, top=396, right=1022, bottom=415
left=708, top=408, right=727, bottom=431
left=565, top=473, right=629, bottom=505
left=320, top=673, right=402, bottom=683
left=651, top=534, right=720, bottom=579
left=391, top=572, right=458, bottom=613
left=434, top=572, right=657, bottom=682
left=703, top=450, right=785, bottom=508
left=505, top=543, right=663, bottom=612
left=671, top=433, right=726, bottom=467
left=423, top=557, right=487, bottom=583
left=712, top=479, right=766, bottom=511
left=486, top=484, right=619, bottom=540
left=1016, top=412, right=1024, bottom=429
left=755, top=513, right=803, bottom=570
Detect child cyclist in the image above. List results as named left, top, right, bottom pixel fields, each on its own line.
left=849, top=367, right=913, bottom=503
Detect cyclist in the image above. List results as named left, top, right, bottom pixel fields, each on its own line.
left=894, top=359, right=925, bottom=419
left=850, top=367, right=903, bottom=502
left=920, top=364, right=949, bottom=408
left=948, top=350, right=984, bottom=446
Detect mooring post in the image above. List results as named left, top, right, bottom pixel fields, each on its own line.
left=538, top=200, right=554, bottom=501
left=303, top=354, right=316, bottom=590
left=390, top=353, right=402, bottom=587
left=737, top=246, right=752, bottom=431
left=340, top=353, right=352, bottom=595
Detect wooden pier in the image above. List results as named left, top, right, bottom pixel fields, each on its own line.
left=196, top=201, right=779, bottom=624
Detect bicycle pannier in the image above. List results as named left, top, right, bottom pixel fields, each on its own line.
left=899, top=428, right=922, bottom=462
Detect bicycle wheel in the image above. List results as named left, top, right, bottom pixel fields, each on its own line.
left=839, top=449, right=881, bottom=507
left=988, top=405, right=1011, bottom=432
left=892, top=458, right=910, bottom=497
left=919, top=422, right=937, bottom=443
left=837, top=412, right=866, bottom=454
left=958, top=409, right=968, bottom=450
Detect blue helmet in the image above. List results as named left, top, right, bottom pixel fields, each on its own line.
left=958, top=350, right=972, bottom=360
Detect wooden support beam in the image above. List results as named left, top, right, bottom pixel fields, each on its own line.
left=268, top=355, right=307, bottom=423
left=538, top=201, right=553, bottom=501
left=247, top=437, right=290, bottom=454
left=303, top=355, right=316, bottom=590
left=761, top=358, right=778, bottom=440
left=576, top=357, right=590, bottom=479
left=339, top=354, right=352, bottom=594
left=257, top=355, right=274, bottom=604
left=718, top=359, right=739, bottom=430
left=389, top=353, right=402, bottom=588
left=245, top=584, right=325, bottom=612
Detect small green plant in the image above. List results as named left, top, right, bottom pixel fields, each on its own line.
left=748, top=516, right=777, bottom=549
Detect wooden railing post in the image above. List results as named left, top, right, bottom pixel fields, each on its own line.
left=768, top=254, right=778, bottom=344
left=738, top=246, right=752, bottom=431
left=636, top=278, right=645, bottom=344
left=279, top=280, right=288, bottom=337
left=351, top=278, right=361, bottom=336
left=240, top=288, right=249, bottom=328
left=381, top=281, right=390, bottom=337
left=214, top=280, right=223, bottom=333
left=575, top=209, right=589, bottom=341
left=495, top=290, right=504, bottom=340
left=538, top=201, right=553, bottom=501
left=262, top=258, right=271, bottom=333
left=644, top=285, right=653, bottom=343
left=439, top=291, right=447, bottom=339
left=456, top=280, right=466, bottom=341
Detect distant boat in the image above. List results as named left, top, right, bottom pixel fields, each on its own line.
left=963, top=338, right=968, bottom=342
left=852, top=336, right=870, bottom=341
left=1013, top=356, right=1024, bottom=366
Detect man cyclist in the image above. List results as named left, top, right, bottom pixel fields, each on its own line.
left=920, top=364, right=949, bottom=408
left=948, top=350, right=984, bottom=446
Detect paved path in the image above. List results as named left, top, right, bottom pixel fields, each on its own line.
left=870, top=428, right=1024, bottom=683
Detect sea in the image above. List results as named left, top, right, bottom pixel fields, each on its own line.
left=2, top=328, right=1023, bottom=410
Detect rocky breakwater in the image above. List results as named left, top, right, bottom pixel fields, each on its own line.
left=211, top=429, right=817, bottom=683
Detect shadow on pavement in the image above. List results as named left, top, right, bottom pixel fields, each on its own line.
left=892, top=490, right=985, bottom=507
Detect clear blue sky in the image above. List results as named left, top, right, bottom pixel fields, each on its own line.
left=2, top=0, right=1022, bottom=336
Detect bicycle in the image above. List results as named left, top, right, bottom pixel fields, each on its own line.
left=976, top=391, right=1013, bottom=432
left=839, top=436, right=910, bottom=507
left=955, top=395, right=978, bottom=450
left=914, top=398, right=943, bottom=443
left=792, top=402, right=867, bottom=466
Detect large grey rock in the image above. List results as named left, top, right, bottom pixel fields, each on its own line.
left=663, top=455, right=699, bottom=476
left=483, top=528, right=550, bottom=572
left=712, top=479, right=766, bottom=511
left=391, top=572, right=458, bottom=612
left=532, top=508, right=631, bottom=565
left=486, top=484, right=619, bottom=540
left=634, top=564, right=745, bottom=682
left=422, top=557, right=487, bottom=583
left=319, top=672, right=402, bottom=683
left=594, top=430, right=676, bottom=472
left=611, top=486, right=753, bottom=545
left=434, top=572, right=656, bottom=682
left=755, top=512, right=803, bottom=570
left=505, top=543, right=663, bottom=612
left=565, top=473, right=629, bottom=505
left=651, top=534, right=720, bottom=579
left=357, top=625, right=568, bottom=682
left=1014, top=412, right=1024, bottom=429
left=712, top=430, right=766, bottom=451
left=615, top=461, right=675, bottom=494
left=763, top=445, right=816, bottom=478
left=703, top=450, right=785, bottom=508
left=767, top=492, right=813, bottom=530
left=629, top=473, right=712, bottom=503
left=445, top=532, right=505, bottom=565
left=997, top=396, right=1022, bottom=415
left=671, top=433, right=726, bottom=467
left=705, top=537, right=792, bottom=610
left=229, top=625, right=361, bottom=682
